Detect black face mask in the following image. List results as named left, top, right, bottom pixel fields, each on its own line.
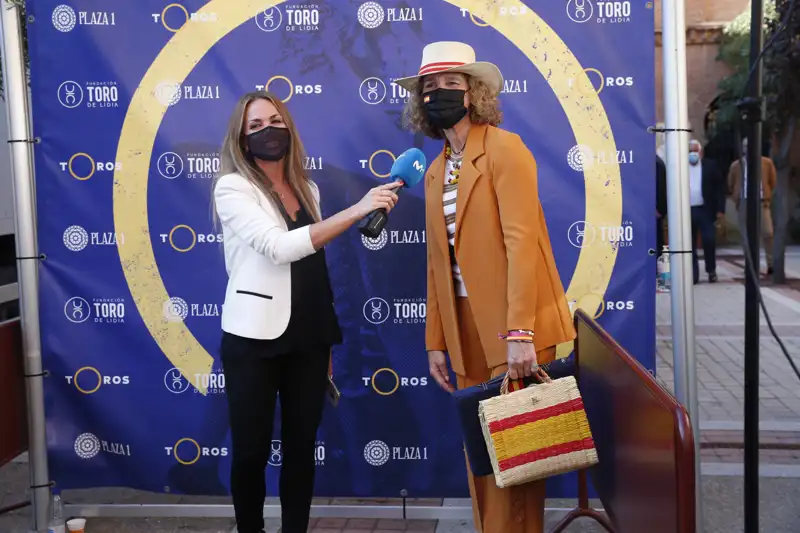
left=246, top=126, right=291, bottom=161
left=423, top=88, right=468, bottom=130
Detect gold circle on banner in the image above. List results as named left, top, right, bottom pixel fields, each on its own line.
left=173, top=437, right=201, bottom=465
left=582, top=68, right=605, bottom=95
left=577, top=293, right=606, bottom=320
left=113, top=0, right=621, bottom=388
left=168, top=224, right=197, bottom=252
left=73, top=366, right=102, bottom=394
left=469, top=12, right=491, bottom=27
left=371, top=367, right=400, bottom=396
left=68, top=152, right=96, bottom=181
left=161, top=3, right=190, bottom=33
left=368, top=149, right=396, bottom=178
left=265, top=75, right=294, bottom=103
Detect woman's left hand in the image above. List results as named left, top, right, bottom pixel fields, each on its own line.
left=507, top=342, right=538, bottom=379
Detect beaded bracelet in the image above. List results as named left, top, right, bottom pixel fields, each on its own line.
left=498, top=329, right=535, bottom=343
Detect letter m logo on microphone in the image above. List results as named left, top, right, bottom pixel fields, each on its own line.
left=413, top=160, right=424, bottom=172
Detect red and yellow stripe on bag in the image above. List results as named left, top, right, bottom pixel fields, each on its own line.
left=487, top=397, right=595, bottom=473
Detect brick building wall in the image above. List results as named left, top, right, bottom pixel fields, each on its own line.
left=653, top=0, right=749, bottom=143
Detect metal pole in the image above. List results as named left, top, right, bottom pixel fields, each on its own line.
left=661, top=0, right=703, bottom=529
left=742, top=0, right=764, bottom=530
left=0, top=2, right=51, bottom=531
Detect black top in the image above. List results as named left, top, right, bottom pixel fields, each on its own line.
left=656, top=155, right=667, bottom=218
left=260, top=203, right=342, bottom=357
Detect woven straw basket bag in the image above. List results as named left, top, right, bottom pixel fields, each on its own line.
left=478, top=368, right=598, bottom=488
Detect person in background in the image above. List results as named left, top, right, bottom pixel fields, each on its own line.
left=656, top=154, right=667, bottom=259
left=213, top=91, right=402, bottom=533
left=688, top=139, right=725, bottom=284
left=398, top=41, right=576, bottom=533
left=728, top=136, right=778, bottom=275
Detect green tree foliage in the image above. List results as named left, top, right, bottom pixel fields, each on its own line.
left=762, top=0, right=800, bottom=137
left=711, top=1, right=779, bottom=137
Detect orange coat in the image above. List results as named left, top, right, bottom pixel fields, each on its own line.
left=728, top=157, right=777, bottom=207
left=424, top=124, right=576, bottom=375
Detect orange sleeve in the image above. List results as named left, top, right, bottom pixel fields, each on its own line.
left=425, top=220, right=447, bottom=351
left=491, top=134, right=540, bottom=332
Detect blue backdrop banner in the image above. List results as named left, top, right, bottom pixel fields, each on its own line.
left=27, top=0, right=655, bottom=499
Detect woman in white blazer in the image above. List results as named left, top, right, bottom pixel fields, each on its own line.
left=213, top=91, right=402, bottom=533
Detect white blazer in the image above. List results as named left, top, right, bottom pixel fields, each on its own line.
left=214, top=172, right=321, bottom=340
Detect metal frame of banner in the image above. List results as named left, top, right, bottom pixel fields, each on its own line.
left=661, top=0, right=703, bottom=531
left=1, top=2, right=51, bottom=532
left=62, top=503, right=597, bottom=520
left=0, top=0, right=663, bottom=529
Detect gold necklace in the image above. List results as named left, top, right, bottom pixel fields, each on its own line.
left=445, top=144, right=462, bottom=185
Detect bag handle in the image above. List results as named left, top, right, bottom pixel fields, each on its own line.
left=500, top=367, right=552, bottom=395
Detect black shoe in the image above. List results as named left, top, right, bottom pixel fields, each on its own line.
left=767, top=266, right=774, bottom=275
left=709, top=272, right=718, bottom=283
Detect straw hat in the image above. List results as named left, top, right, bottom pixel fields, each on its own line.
left=394, top=41, right=504, bottom=95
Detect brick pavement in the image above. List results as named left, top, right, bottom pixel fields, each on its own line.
left=655, top=248, right=800, bottom=426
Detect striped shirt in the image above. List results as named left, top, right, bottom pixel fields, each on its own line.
left=444, top=155, right=467, bottom=297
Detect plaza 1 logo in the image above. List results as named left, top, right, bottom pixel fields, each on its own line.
left=356, top=1, right=423, bottom=29
left=566, top=144, right=634, bottom=172
left=459, top=5, right=530, bottom=26
left=151, top=3, right=218, bottom=33
left=358, top=77, right=409, bottom=106
left=57, top=81, right=119, bottom=110
left=255, top=76, right=322, bottom=103
left=363, top=297, right=426, bottom=325
left=361, top=228, right=426, bottom=251
left=156, top=151, right=219, bottom=180
left=567, top=220, right=634, bottom=249
left=154, top=81, right=220, bottom=107
left=568, top=294, right=635, bottom=319
left=360, top=149, right=396, bottom=179
left=65, top=366, right=130, bottom=395
left=51, top=4, right=116, bottom=33
left=567, top=68, right=635, bottom=95
left=166, top=438, right=227, bottom=465
left=74, top=432, right=131, bottom=461
left=567, top=0, right=633, bottom=24
left=64, top=296, right=125, bottom=325
left=304, top=156, right=323, bottom=172
left=253, top=4, right=322, bottom=33
left=162, top=296, right=221, bottom=323
left=59, top=152, right=121, bottom=181
left=267, top=440, right=326, bottom=467
left=159, top=224, right=223, bottom=252
left=363, top=367, right=428, bottom=396
left=62, top=225, right=123, bottom=252
left=363, top=439, right=428, bottom=467
left=164, top=366, right=226, bottom=395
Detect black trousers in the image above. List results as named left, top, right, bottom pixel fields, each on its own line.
left=690, top=205, right=717, bottom=282
left=221, top=332, right=330, bottom=533
left=656, top=216, right=665, bottom=259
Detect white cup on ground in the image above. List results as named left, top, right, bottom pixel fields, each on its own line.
left=66, top=518, right=86, bottom=533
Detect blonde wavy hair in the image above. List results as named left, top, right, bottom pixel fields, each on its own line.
left=402, top=74, right=503, bottom=139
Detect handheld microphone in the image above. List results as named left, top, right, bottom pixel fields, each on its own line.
left=357, top=147, right=427, bottom=239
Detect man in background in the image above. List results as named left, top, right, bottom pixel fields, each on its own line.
left=688, top=139, right=725, bottom=284
left=728, top=137, right=778, bottom=275
left=656, top=154, right=667, bottom=258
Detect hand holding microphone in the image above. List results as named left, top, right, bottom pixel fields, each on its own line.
left=357, top=148, right=427, bottom=238
left=353, top=181, right=403, bottom=219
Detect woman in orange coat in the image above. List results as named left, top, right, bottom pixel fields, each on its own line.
left=397, top=41, right=576, bottom=533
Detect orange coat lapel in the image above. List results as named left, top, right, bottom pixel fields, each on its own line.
left=454, top=124, right=487, bottom=251
left=425, top=149, right=448, bottom=259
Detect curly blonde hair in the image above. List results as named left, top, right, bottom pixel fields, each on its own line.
left=402, top=75, right=503, bottom=139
